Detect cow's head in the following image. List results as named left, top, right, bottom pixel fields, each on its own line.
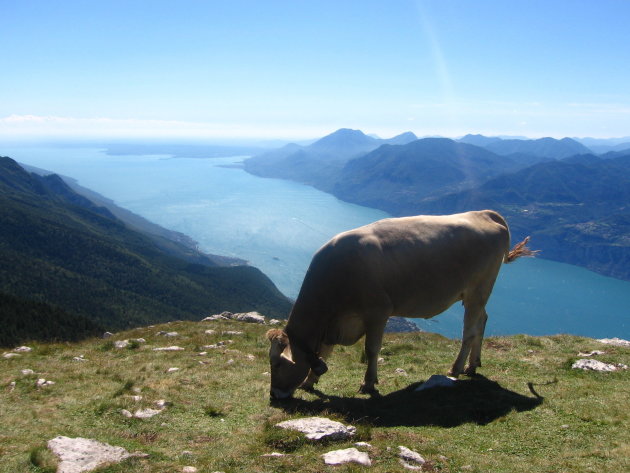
left=266, top=329, right=322, bottom=400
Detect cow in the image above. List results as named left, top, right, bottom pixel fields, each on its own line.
left=266, top=210, right=536, bottom=400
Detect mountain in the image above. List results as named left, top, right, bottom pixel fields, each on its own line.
left=243, top=128, right=417, bottom=191
left=0, top=156, right=292, bottom=343
left=483, top=137, right=591, bottom=159
left=415, top=154, right=630, bottom=280
left=458, top=134, right=503, bottom=147
left=574, top=136, right=630, bottom=154
left=331, top=138, right=520, bottom=215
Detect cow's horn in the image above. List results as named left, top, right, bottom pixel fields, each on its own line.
left=311, top=358, right=328, bottom=376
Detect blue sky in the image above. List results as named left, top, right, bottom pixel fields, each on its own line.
left=1, top=0, right=629, bottom=141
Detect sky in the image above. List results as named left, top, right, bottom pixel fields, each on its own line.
left=1, top=0, right=630, bottom=141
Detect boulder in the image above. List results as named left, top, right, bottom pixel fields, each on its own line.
left=322, top=448, right=371, bottom=466
left=597, top=337, right=630, bottom=347
left=14, top=346, right=33, bottom=352
left=47, top=436, right=147, bottom=473
left=572, top=359, right=628, bottom=372
left=275, top=417, right=356, bottom=441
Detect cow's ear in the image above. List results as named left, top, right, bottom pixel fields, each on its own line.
left=267, top=329, right=289, bottom=359
left=311, top=358, right=328, bottom=376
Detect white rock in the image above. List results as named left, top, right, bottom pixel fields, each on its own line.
left=182, top=467, right=198, bottom=472
left=133, top=408, right=162, bottom=419
left=261, top=452, right=287, bottom=457
left=268, top=319, right=281, bottom=325
left=47, top=436, right=146, bottom=473
left=73, top=356, right=88, bottom=362
left=133, top=338, right=146, bottom=343
left=121, top=409, right=133, bottom=418
left=222, top=330, right=243, bottom=335
left=201, top=312, right=231, bottom=322
left=399, top=445, right=426, bottom=470
left=130, top=395, right=143, bottom=402
left=9, top=381, right=16, bottom=391
left=204, top=329, right=216, bottom=335
left=153, top=346, right=185, bottom=351
left=395, top=368, right=408, bottom=376
left=572, top=359, right=628, bottom=372
left=415, top=374, right=458, bottom=391
left=246, top=354, right=256, bottom=361
left=14, top=346, right=32, bottom=352
left=577, top=350, right=606, bottom=357
left=21, top=369, right=35, bottom=375
left=276, top=417, right=356, bottom=441
left=102, top=332, right=114, bottom=338
left=155, top=399, right=171, bottom=409
left=163, top=332, right=179, bottom=337
left=597, top=337, right=630, bottom=347
left=114, top=340, right=129, bottom=349
left=167, top=367, right=180, bottom=372
left=3, top=352, right=20, bottom=358
left=322, top=448, right=371, bottom=466
left=36, top=378, right=55, bottom=387
left=355, top=441, right=373, bottom=449
left=234, top=311, right=266, bottom=324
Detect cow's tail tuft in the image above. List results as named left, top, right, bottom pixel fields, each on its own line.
left=505, top=236, right=539, bottom=263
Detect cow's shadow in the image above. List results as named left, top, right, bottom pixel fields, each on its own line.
left=272, top=375, right=543, bottom=428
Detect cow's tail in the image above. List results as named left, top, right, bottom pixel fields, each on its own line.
left=505, top=236, right=539, bottom=263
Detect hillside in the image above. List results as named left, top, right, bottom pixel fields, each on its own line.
left=1, top=317, right=628, bottom=472
left=415, top=154, right=630, bottom=280
left=0, top=157, right=291, bottom=343
left=483, top=137, right=592, bottom=159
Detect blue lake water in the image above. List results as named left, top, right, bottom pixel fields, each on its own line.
left=5, top=145, right=629, bottom=339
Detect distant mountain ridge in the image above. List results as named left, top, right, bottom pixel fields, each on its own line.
left=242, top=129, right=630, bottom=281
left=0, top=156, right=291, bottom=345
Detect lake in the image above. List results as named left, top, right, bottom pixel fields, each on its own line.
left=4, top=145, right=629, bottom=339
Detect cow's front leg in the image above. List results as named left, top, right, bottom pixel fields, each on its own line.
left=464, top=308, right=488, bottom=376
left=300, top=344, right=333, bottom=391
left=359, top=322, right=386, bottom=395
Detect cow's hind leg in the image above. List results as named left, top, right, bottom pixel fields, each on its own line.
left=449, top=303, right=487, bottom=377
left=300, top=344, right=333, bottom=391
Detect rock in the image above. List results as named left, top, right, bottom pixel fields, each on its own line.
left=268, top=319, right=281, bottom=325
left=133, top=408, right=162, bottom=419
left=261, top=452, right=287, bottom=457
left=399, top=445, right=426, bottom=470
left=276, top=417, right=356, bottom=441
left=322, top=448, right=371, bottom=466
left=48, top=436, right=147, bottom=473
left=577, top=350, right=606, bottom=357
left=234, top=311, right=266, bottom=324
left=355, top=441, right=373, bottom=449
left=14, top=346, right=33, bottom=352
left=153, top=346, right=185, bottom=351
left=222, top=331, right=243, bottom=335
left=3, top=352, right=20, bottom=358
left=21, top=368, right=35, bottom=375
left=204, top=329, right=216, bottom=335
left=102, top=332, right=114, bottom=338
left=114, top=340, right=129, bottom=349
left=597, top=337, right=630, bottom=347
left=36, top=378, right=55, bottom=387
left=121, top=409, right=133, bottom=418
left=73, top=355, right=88, bottom=362
left=130, top=395, right=143, bottom=402
left=246, top=354, right=256, bottom=361
left=167, top=367, right=180, bottom=373
left=182, top=467, right=197, bottom=472
left=8, top=381, right=16, bottom=392
left=415, top=374, right=458, bottom=391
left=395, top=368, right=408, bottom=376
left=155, top=399, right=171, bottom=409
left=572, top=359, right=628, bottom=372
left=201, top=312, right=232, bottom=322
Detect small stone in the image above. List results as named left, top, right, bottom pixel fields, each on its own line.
left=163, top=332, right=179, bottom=337
left=355, top=441, right=372, bottom=449
left=21, top=369, right=35, bottom=375
left=153, top=346, right=185, bottom=351
left=102, top=332, right=114, bottom=338
left=8, top=381, right=16, bottom=391
left=246, top=354, right=256, bottom=361
left=114, top=340, right=129, bottom=349
left=268, top=319, right=281, bottom=325
left=167, top=367, right=180, bottom=372
left=204, top=329, right=216, bottom=335
left=226, top=359, right=235, bottom=364
left=133, top=408, right=162, bottom=419
left=14, top=346, right=32, bottom=352
left=377, top=357, right=385, bottom=364
left=181, top=450, right=193, bottom=457
left=155, top=400, right=171, bottom=409
left=461, top=465, right=472, bottom=470
left=3, top=353, right=20, bottom=358
left=560, top=424, right=569, bottom=429
left=322, top=447, right=371, bottom=466
left=577, top=350, right=605, bottom=357
left=198, top=352, right=208, bottom=356
left=182, top=467, right=198, bottom=472
left=201, top=312, right=231, bottom=322
left=73, top=356, right=88, bottom=362
left=233, top=311, right=266, bottom=324
left=36, top=378, right=55, bottom=387
left=262, top=452, right=287, bottom=457
left=395, top=368, right=408, bottom=376
left=415, top=374, right=458, bottom=391
left=597, top=337, right=630, bottom=347
left=130, top=395, right=143, bottom=402
left=276, top=417, right=356, bottom=441
left=399, top=445, right=426, bottom=470
left=121, top=409, right=133, bottom=418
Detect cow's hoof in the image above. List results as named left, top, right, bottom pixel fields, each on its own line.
left=463, top=366, right=478, bottom=376
left=299, top=383, right=315, bottom=392
left=358, top=384, right=380, bottom=397
left=447, top=369, right=461, bottom=378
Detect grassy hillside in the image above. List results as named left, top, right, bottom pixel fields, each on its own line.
left=1, top=318, right=627, bottom=472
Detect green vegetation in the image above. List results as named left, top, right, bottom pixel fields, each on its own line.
left=1, top=319, right=628, bottom=472
left=0, top=156, right=291, bottom=346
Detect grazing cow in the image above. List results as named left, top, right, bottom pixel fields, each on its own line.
left=267, top=210, right=536, bottom=399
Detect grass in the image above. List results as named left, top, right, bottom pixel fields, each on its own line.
left=1, top=319, right=628, bottom=472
